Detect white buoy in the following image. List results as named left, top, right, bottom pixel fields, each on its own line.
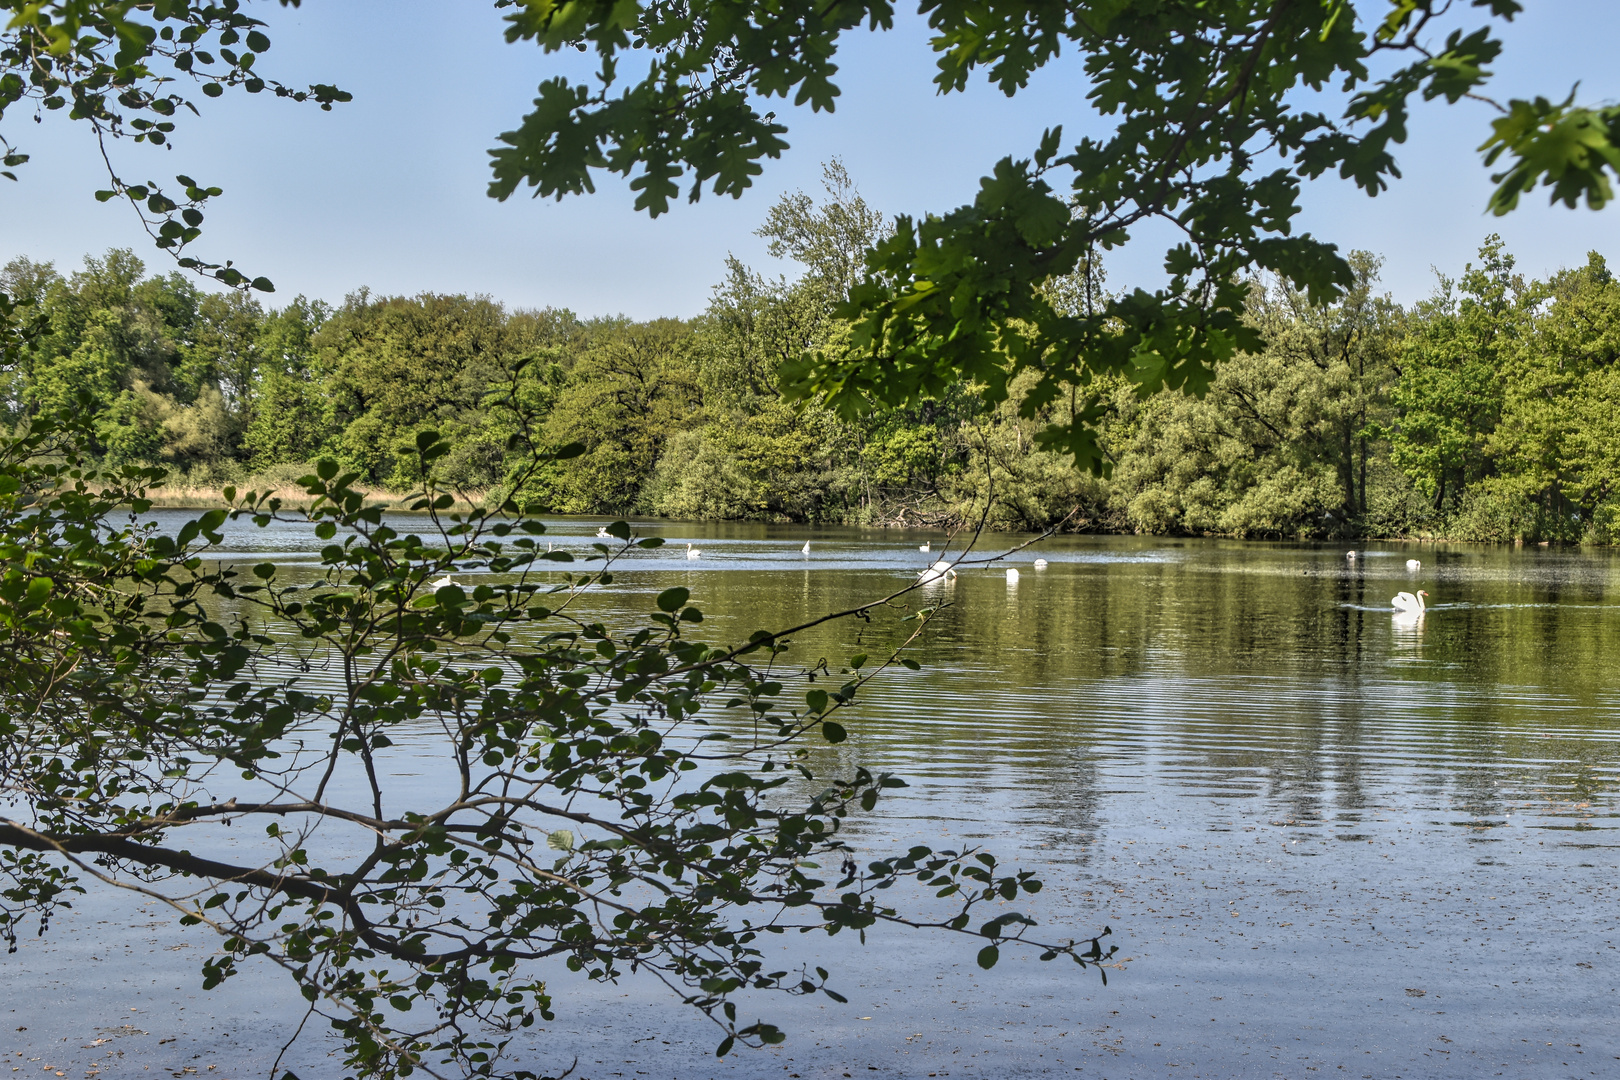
left=1033, top=558, right=1048, bottom=569
left=1346, top=551, right=1357, bottom=561
left=802, top=540, right=811, bottom=555
left=1006, top=567, right=1020, bottom=583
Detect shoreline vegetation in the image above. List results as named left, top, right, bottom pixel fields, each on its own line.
left=7, top=172, right=1620, bottom=545
left=134, top=476, right=1587, bottom=548
left=132, top=479, right=1587, bottom=550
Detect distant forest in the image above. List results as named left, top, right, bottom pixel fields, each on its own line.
left=5, top=166, right=1619, bottom=543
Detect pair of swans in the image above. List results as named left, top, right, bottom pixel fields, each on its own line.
left=922, top=558, right=1048, bottom=584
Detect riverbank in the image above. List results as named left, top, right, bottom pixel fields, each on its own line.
left=131, top=473, right=1604, bottom=545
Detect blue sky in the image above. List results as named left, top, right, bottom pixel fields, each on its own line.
left=4, top=1, right=1619, bottom=318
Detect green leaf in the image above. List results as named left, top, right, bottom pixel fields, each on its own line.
left=655, top=587, right=689, bottom=612
left=976, top=944, right=1000, bottom=970
left=23, top=576, right=52, bottom=607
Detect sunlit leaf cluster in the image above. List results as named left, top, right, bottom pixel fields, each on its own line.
left=1, top=0, right=350, bottom=289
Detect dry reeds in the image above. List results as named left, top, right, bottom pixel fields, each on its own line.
left=143, top=480, right=488, bottom=513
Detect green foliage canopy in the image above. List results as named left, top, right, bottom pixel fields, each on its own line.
left=490, top=0, right=1620, bottom=468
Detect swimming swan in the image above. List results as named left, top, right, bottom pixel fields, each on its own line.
left=1391, top=589, right=1428, bottom=614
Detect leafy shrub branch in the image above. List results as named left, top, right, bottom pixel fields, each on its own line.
left=0, top=406, right=1112, bottom=1079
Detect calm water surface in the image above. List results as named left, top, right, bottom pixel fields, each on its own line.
left=6, top=516, right=1619, bottom=1078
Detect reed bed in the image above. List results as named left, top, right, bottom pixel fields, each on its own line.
left=143, top=481, right=489, bottom=513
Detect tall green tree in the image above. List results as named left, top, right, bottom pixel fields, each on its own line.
left=1388, top=237, right=1529, bottom=512
left=240, top=295, right=332, bottom=468
left=1479, top=251, right=1620, bottom=540
left=318, top=291, right=528, bottom=489
left=1094, top=254, right=1397, bottom=537
left=534, top=316, right=702, bottom=511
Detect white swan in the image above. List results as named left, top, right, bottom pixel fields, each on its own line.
left=917, top=559, right=956, bottom=584
left=596, top=526, right=610, bottom=538
left=1406, top=558, right=1422, bottom=571
left=801, top=540, right=811, bottom=555
left=919, top=541, right=931, bottom=552
left=1033, top=558, right=1048, bottom=569
left=1391, top=589, right=1428, bottom=614
left=430, top=574, right=457, bottom=590
left=686, top=543, right=700, bottom=560
left=1346, top=551, right=1357, bottom=561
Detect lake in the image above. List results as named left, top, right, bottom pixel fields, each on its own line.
left=5, top=516, right=1618, bottom=1079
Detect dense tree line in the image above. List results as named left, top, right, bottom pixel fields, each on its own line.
left=5, top=173, right=1620, bottom=543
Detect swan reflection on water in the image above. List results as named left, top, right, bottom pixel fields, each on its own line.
left=1391, top=587, right=1428, bottom=641
left=1392, top=608, right=1425, bottom=635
